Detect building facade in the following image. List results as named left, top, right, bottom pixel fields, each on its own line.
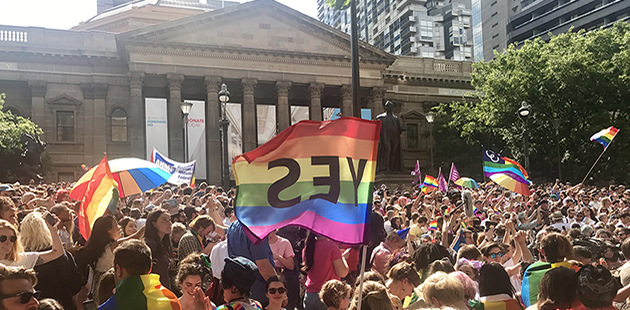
left=317, top=0, right=474, bottom=61
left=0, top=0, right=473, bottom=184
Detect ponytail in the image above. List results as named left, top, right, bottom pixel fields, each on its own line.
left=303, top=231, right=317, bottom=272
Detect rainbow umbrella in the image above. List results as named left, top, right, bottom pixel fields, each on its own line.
left=71, top=158, right=171, bottom=198
left=454, top=177, right=479, bottom=188
left=489, top=173, right=532, bottom=196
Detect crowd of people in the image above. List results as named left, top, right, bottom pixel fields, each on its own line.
left=1, top=179, right=630, bottom=310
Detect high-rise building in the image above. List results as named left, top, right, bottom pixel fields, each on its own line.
left=317, top=0, right=474, bottom=61
left=473, top=0, right=630, bottom=61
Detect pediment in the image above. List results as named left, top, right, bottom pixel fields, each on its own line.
left=46, top=94, right=82, bottom=106
left=117, top=0, right=395, bottom=63
left=400, top=110, right=426, bottom=121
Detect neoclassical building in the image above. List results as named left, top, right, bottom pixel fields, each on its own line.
left=0, top=0, right=473, bottom=184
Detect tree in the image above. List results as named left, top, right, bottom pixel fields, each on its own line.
left=0, top=93, right=46, bottom=182
left=436, top=22, right=630, bottom=184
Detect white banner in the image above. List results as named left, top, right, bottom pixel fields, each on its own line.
left=151, top=148, right=196, bottom=185
left=145, top=98, right=169, bottom=160
left=185, top=100, right=206, bottom=180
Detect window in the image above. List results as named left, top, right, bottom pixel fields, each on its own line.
left=111, top=109, right=128, bottom=142
left=492, top=33, right=499, bottom=39
left=56, top=111, right=74, bottom=142
left=492, top=22, right=499, bottom=28
left=491, top=12, right=498, bottom=17
left=407, top=124, right=418, bottom=149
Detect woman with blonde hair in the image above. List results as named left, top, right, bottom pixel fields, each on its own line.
left=19, top=211, right=86, bottom=310
left=0, top=216, right=63, bottom=268
left=349, top=281, right=393, bottom=310
left=420, top=271, right=469, bottom=309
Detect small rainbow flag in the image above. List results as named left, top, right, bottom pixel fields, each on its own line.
left=492, top=206, right=501, bottom=215
left=99, top=274, right=181, bottom=310
left=428, top=220, right=438, bottom=231
left=444, top=205, right=454, bottom=215
left=590, top=126, right=619, bottom=148
left=473, top=205, right=479, bottom=214
left=421, top=175, right=438, bottom=193
left=232, top=118, right=380, bottom=245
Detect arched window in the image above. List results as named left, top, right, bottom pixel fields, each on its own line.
left=111, top=109, right=127, bottom=142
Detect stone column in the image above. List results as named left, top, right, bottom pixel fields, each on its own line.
left=370, top=86, right=386, bottom=120
left=167, top=74, right=185, bottom=161
left=81, top=83, right=108, bottom=164
left=276, top=80, right=292, bottom=131
left=128, top=72, right=145, bottom=159
left=204, top=76, right=222, bottom=185
left=27, top=80, right=46, bottom=136
left=241, top=78, right=258, bottom=153
left=308, top=83, right=324, bottom=121
left=340, top=84, right=353, bottom=117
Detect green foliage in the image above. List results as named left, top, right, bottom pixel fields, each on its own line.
left=0, top=93, right=43, bottom=155
left=326, top=0, right=352, bottom=10
left=437, top=22, right=630, bottom=184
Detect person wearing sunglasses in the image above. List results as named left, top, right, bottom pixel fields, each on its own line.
left=0, top=264, right=40, bottom=310
left=0, top=217, right=64, bottom=269
left=265, top=276, right=287, bottom=310
left=481, top=243, right=504, bottom=264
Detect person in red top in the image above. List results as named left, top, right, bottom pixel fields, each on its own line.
left=302, top=232, right=349, bottom=310
left=370, top=232, right=404, bottom=277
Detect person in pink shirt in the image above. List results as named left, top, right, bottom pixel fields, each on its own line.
left=268, top=230, right=294, bottom=271
left=370, top=232, right=405, bottom=277
left=302, top=232, right=349, bottom=310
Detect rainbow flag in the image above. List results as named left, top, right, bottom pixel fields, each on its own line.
left=590, top=126, right=619, bottom=148
left=428, top=220, right=438, bottom=231
left=483, top=149, right=530, bottom=185
left=69, top=156, right=119, bottom=240
left=444, top=205, right=454, bottom=215
left=461, top=222, right=472, bottom=230
left=493, top=206, right=501, bottom=215
left=473, top=205, right=479, bottom=214
left=421, top=175, right=438, bottom=193
left=232, top=118, right=380, bottom=245
left=99, top=274, right=181, bottom=310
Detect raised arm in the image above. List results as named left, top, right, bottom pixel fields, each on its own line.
left=37, top=216, right=64, bottom=263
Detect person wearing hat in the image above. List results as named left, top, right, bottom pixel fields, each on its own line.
left=0, top=184, right=14, bottom=198
left=551, top=211, right=570, bottom=232
left=574, top=265, right=621, bottom=310
left=214, top=256, right=263, bottom=310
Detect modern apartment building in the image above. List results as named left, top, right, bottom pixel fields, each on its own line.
left=317, top=0, right=474, bottom=61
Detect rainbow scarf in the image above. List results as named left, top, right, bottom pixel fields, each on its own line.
left=232, top=118, right=380, bottom=245
left=590, top=126, right=619, bottom=148
left=99, top=274, right=181, bottom=310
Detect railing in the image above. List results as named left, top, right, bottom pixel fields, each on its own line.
left=433, top=61, right=461, bottom=73
left=0, top=30, right=27, bottom=43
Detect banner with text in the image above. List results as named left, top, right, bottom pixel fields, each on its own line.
left=145, top=98, right=169, bottom=160
left=151, top=148, right=196, bottom=186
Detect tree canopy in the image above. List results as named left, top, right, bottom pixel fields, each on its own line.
left=0, top=93, right=43, bottom=156
left=436, top=22, right=630, bottom=184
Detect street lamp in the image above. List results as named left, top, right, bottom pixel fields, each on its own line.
left=552, top=118, right=561, bottom=181
left=425, top=111, right=436, bottom=170
left=180, top=101, right=193, bottom=162
left=517, top=101, right=530, bottom=170
left=218, top=84, right=231, bottom=189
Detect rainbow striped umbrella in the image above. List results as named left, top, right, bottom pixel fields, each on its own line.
left=454, top=177, right=479, bottom=188
left=72, top=158, right=171, bottom=198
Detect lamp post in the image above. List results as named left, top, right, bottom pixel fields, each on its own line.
left=425, top=111, right=436, bottom=171
left=552, top=118, right=561, bottom=181
left=218, top=84, right=231, bottom=189
left=517, top=101, right=530, bottom=170
left=180, top=101, right=193, bottom=162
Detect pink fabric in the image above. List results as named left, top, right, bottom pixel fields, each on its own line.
left=302, top=239, right=342, bottom=293
left=371, top=242, right=394, bottom=277
left=269, top=236, right=294, bottom=268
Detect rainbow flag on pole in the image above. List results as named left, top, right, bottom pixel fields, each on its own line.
left=232, top=118, right=381, bottom=245
left=69, top=155, right=119, bottom=240
left=428, top=220, right=438, bottom=231
left=590, top=126, right=619, bottom=148
left=99, top=274, right=181, bottom=310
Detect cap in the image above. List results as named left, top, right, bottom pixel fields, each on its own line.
left=0, top=185, right=14, bottom=192
left=222, top=256, right=258, bottom=293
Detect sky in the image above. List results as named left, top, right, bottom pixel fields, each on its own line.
left=0, top=0, right=318, bottom=30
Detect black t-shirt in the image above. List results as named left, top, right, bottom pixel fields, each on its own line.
left=34, top=251, right=86, bottom=310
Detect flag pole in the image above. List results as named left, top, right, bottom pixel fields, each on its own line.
left=356, top=245, right=368, bottom=310
left=447, top=163, right=453, bottom=188
left=581, top=143, right=612, bottom=185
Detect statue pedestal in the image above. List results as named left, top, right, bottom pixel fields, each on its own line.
left=374, top=172, right=418, bottom=191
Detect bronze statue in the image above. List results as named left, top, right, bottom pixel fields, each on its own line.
left=376, top=101, right=406, bottom=172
